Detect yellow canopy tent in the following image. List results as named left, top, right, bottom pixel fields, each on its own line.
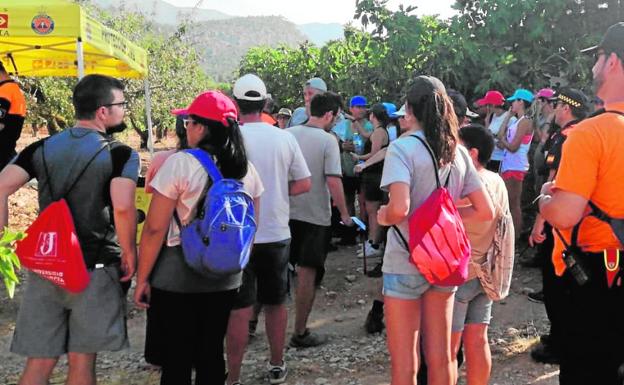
left=0, top=0, right=154, bottom=151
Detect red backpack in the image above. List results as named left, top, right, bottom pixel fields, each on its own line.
left=393, top=135, right=471, bottom=286
left=15, top=141, right=110, bottom=293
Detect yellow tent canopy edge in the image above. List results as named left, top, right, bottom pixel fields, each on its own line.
left=0, top=0, right=148, bottom=79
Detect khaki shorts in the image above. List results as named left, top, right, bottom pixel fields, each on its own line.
left=11, top=266, right=129, bottom=357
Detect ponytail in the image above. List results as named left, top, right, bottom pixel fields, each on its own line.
left=192, top=114, right=248, bottom=180
left=407, top=90, right=458, bottom=165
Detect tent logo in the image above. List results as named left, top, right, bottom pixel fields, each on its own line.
left=31, top=14, right=54, bottom=35
left=0, top=14, right=8, bottom=29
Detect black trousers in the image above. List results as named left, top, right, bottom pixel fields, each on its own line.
left=539, top=225, right=565, bottom=352
left=557, top=251, right=624, bottom=385
left=145, top=287, right=236, bottom=385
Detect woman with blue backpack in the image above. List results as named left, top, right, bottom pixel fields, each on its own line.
left=377, top=76, right=494, bottom=385
left=134, top=91, right=263, bottom=385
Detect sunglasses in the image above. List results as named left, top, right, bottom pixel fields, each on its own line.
left=183, top=119, right=197, bottom=129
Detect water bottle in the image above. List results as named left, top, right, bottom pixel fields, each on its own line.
left=353, top=133, right=364, bottom=155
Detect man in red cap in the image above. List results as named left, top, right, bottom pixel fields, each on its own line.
left=477, top=90, right=516, bottom=172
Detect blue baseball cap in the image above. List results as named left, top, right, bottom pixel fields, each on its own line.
left=350, top=95, right=368, bottom=108
left=507, top=89, right=534, bottom=103
left=382, top=102, right=398, bottom=118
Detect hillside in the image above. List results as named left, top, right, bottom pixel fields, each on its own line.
left=187, top=16, right=307, bottom=81
left=91, top=0, right=341, bottom=81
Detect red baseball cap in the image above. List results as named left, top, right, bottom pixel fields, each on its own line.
left=171, top=91, right=238, bottom=126
left=476, top=90, right=505, bottom=106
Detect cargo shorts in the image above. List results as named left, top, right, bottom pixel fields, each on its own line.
left=11, top=265, right=129, bottom=357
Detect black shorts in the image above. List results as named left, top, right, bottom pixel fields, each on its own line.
left=343, top=175, right=360, bottom=198
left=289, top=220, right=331, bottom=284
left=361, top=171, right=383, bottom=202
left=232, top=239, right=291, bottom=309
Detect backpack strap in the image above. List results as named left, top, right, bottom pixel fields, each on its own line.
left=0, top=79, right=16, bottom=88
left=409, top=134, right=441, bottom=189
left=392, top=224, right=409, bottom=251
left=41, top=136, right=111, bottom=201
left=185, top=148, right=223, bottom=183
left=173, top=149, right=221, bottom=229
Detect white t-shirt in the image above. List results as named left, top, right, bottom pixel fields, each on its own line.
left=150, top=151, right=264, bottom=246
left=489, top=113, right=517, bottom=162
left=241, top=122, right=311, bottom=243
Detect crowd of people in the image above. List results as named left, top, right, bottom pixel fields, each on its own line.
left=0, top=21, right=623, bottom=385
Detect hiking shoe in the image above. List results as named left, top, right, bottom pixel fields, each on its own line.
left=357, top=241, right=383, bottom=259
left=540, top=334, right=552, bottom=346
left=366, top=262, right=383, bottom=278
left=528, top=290, right=544, bottom=303
left=267, top=361, right=288, bottom=384
left=290, top=329, right=327, bottom=348
left=364, top=308, right=385, bottom=334
left=530, top=342, right=560, bottom=364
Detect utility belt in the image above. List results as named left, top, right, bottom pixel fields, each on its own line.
left=555, top=201, right=624, bottom=288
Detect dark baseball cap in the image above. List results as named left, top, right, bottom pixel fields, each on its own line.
left=581, top=22, right=624, bottom=58
left=550, top=87, right=590, bottom=117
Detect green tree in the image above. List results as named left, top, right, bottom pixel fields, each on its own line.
left=0, top=228, right=25, bottom=299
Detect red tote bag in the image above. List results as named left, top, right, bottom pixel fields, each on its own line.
left=16, top=199, right=90, bottom=293
left=394, top=135, right=470, bottom=286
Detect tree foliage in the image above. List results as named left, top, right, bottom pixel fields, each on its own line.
left=0, top=228, right=25, bottom=299
left=238, top=0, right=621, bottom=107
left=21, top=5, right=219, bottom=147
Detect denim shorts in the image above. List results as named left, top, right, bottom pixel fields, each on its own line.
left=383, top=272, right=457, bottom=300
left=452, top=278, right=493, bottom=332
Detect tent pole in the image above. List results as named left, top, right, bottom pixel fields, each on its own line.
left=144, top=78, right=154, bottom=157
left=76, top=37, right=85, bottom=79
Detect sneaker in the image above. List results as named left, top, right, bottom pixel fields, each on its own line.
left=357, top=241, right=383, bottom=259
left=267, top=361, right=288, bottom=384
left=530, top=342, right=560, bottom=364
left=364, top=308, right=385, bottom=334
left=366, top=262, right=383, bottom=278
left=290, top=329, right=327, bottom=348
left=528, top=290, right=544, bottom=303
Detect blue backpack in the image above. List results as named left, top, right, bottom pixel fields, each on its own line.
left=173, top=149, right=256, bottom=276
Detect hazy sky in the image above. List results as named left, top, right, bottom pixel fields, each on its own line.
left=163, top=0, right=456, bottom=24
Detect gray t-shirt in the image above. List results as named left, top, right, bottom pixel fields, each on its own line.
left=13, top=127, right=140, bottom=267
left=287, top=124, right=342, bottom=226
left=381, top=130, right=482, bottom=275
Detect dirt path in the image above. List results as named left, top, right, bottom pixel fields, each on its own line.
left=0, top=133, right=559, bottom=385
left=1, top=235, right=558, bottom=385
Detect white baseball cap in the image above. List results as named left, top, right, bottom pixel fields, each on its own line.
left=233, top=74, right=268, bottom=101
